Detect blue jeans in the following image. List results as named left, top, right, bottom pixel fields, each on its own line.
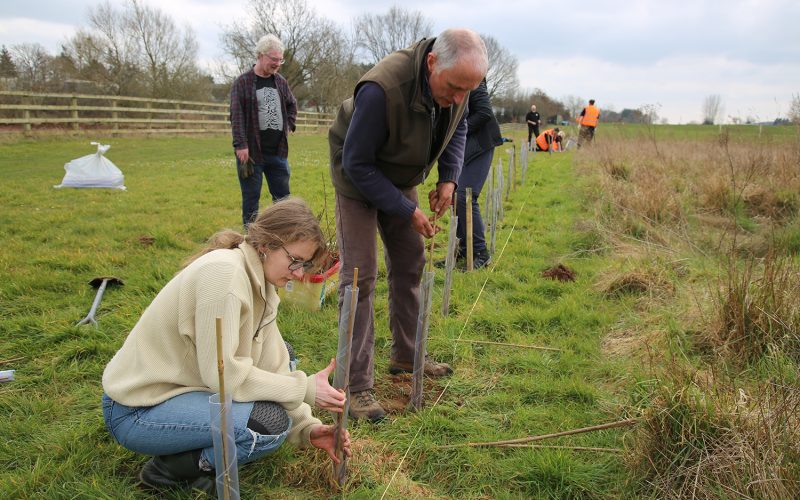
left=237, top=154, right=291, bottom=226
left=456, top=148, right=495, bottom=255
left=101, top=392, right=290, bottom=470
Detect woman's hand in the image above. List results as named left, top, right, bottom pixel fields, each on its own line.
left=313, top=358, right=346, bottom=412
left=310, top=424, right=351, bottom=463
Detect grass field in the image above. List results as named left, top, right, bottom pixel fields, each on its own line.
left=1, top=124, right=798, bottom=498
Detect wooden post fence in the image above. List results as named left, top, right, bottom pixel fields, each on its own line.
left=0, top=91, right=335, bottom=136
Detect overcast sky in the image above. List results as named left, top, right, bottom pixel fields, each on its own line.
left=2, top=0, right=798, bottom=123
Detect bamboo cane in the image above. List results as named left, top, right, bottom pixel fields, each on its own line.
left=500, top=444, right=623, bottom=453
left=333, top=268, right=359, bottom=487
left=0, top=356, right=24, bottom=366
left=436, top=418, right=638, bottom=449
left=215, top=317, right=231, bottom=500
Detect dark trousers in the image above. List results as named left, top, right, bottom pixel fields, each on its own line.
left=456, top=148, right=494, bottom=255
left=578, top=126, right=596, bottom=147
left=237, top=154, right=291, bottom=226
left=527, top=126, right=540, bottom=145
left=335, top=190, right=425, bottom=392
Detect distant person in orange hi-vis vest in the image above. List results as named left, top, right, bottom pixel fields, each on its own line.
left=577, top=99, right=600, bottom=148
left=535, top=127, right=564, bottom=152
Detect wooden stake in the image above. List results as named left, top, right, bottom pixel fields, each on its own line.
left=215, top=317, right=231, bottom=500
left=436, top=418, right=638, bottom=449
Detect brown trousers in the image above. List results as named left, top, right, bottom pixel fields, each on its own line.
left=335, top=190, right=425, bottom=392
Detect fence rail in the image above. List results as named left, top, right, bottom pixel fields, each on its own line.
left=0, top=91, right=334, bottom=135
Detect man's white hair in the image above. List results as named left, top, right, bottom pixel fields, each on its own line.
left=430, top=28, right=488, bottom=75
left=256, top=34, right=284, bottom=56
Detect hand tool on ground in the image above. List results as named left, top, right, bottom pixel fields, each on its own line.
left=76, top=276, right=124, bottom=326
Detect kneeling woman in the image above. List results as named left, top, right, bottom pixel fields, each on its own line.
left=101, top=198, right=350, bottom=493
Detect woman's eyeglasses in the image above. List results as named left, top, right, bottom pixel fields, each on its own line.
left=281, top=246, right=313, bottom=271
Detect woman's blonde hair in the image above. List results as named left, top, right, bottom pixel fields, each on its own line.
left=183, top=197, right=326, bottom=270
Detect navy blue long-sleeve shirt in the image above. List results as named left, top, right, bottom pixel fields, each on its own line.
left=341, top=82, right=467, bottom=219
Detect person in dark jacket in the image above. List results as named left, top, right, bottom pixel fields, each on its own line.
left=452, top=78, right=502, bottom=270
left=525, top=105, right=540, bottom=149
left=230, top=34, right=298, bottom=227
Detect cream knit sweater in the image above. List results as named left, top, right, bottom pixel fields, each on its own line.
left=102, top=242, right=320, bottom=446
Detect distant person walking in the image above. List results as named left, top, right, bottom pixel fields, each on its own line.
left=535, top=127, right=563, bottom=152
left=525, top=105, right=541, bottom=150
left=230, top=34, right=298, bottom=227
left=577, top=99, right=600, bottom=148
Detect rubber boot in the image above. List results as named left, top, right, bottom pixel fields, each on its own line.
left=139, top=449, right=215, bottom=494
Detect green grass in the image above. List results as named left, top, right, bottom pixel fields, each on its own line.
left=1, top=130, right=654, bottom=498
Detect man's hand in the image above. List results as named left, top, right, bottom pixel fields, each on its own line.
left=236, top=148, right=253, bottom=178
left=410, top=207, right=438, bottom=238
left=310, top=424, right=351, bottom=464
left=428, top=181, right=455, bottom=217
left=235, top=148, right=250, bottom=164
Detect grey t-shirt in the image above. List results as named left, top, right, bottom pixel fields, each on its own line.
left=256, top=75, right=283, bottom=155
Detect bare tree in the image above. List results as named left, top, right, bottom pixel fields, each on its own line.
left=482, top=34, right=518, bottom=100
left=561, top=95, right=585, bottom=121
left=126, top=0, right=200, bottom=98
left=220, top=0, right=355, bottom=104
left=702, top=94, right=723, bottom=125
left=61, top=29, right=112, bottom=86
left=10, top=43, right=51, bottom=90
left=353, top=6, right=433, bottom=64
left=88, top=1, right=140, bottom=95
left=62, top=30, right=106, bottom=74
left=305, top=33, right=361, bottom=111
left=85, top=0, right=207, bottom=98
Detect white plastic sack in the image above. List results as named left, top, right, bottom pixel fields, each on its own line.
left=54, top=142, right=126, bottom=190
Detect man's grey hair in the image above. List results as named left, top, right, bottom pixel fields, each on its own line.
left=431, top=28, right=488, bottom=75
left=256, top=34, right=284, bottom=56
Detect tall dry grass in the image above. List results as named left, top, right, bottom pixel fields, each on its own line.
left=627, top=362, right=800, bottom=499
left=576, top=127, right=800, bottom=498
left=707, top=252, right=800, bottom=366
left=578, top=130, right=800, bottom=257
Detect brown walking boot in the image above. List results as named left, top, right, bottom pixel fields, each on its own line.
left=349, top=390, right=386, bottom=422
left=388, top=356, right=453, bottom=377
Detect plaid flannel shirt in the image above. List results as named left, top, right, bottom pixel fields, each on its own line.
left=230, top=68, right=297, bottom=161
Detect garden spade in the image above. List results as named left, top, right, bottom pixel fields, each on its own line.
left=76, top=276, right=124, bottom=326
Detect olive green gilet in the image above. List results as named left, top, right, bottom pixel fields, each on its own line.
left=328, top=38, right=469, bottom=201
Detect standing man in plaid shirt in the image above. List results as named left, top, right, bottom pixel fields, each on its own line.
left=230, top=34, right=298, bottom=227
